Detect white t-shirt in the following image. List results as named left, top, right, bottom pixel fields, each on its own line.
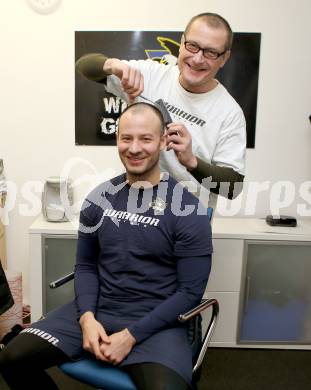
left=106, top=59, right=246, bottom=207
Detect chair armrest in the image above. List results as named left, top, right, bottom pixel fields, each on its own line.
left=178, top=298, right=218, bottom=322
left=179, top=298, right=219, bottom=373
left=49, top=272, right=74, bottom=289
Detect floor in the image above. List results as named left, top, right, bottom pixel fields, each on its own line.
left=1, top=347, right=311, bottom=389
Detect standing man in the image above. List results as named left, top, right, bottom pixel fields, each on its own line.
left=76, top=12, right=246, bottom=208
left=0, top=103, right=212, bottom=390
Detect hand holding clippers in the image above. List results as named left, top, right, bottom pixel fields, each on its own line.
left=140, top=95, right=172, bottom=126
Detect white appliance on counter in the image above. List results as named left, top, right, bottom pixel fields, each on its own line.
left=42, top=176, right=73, bottom=222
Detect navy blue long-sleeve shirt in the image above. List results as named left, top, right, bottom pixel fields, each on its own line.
left=74, top=173, right=212, bottom=343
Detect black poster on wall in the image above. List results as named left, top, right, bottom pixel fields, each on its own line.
left=75, top=31, right=261, bottom=148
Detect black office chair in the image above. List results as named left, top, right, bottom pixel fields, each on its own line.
left=49, top=207, right=217, bottom=389
left=49, top=275, right=218, bottom=390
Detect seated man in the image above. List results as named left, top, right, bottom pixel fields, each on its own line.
left=0, top=103, right=212, bottom=390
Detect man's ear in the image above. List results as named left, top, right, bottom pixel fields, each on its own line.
left=160, top=133, right=167, bottom=150
left=220, top=50, right=231, bottom=68
left=179, top=34, right=185, bottom=52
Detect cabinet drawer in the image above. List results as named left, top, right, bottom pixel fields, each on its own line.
left=206, top=239, right=243, bottom=292
left=202, top=292, right=239, bottom=343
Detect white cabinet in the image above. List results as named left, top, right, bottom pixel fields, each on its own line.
left=42, top=236, right=77, bottom=314
left=207, top=239, right=244, bottom=292
left=29, top=215, right=311, bottom=349
left=238, top=240, right=311, bottom=345
left=203, top=239, right=243, bottom=346
left=29, top=216, right=78, bottom=322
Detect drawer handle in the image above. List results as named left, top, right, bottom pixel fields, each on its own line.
left=244, top=276, right=251, bottom=313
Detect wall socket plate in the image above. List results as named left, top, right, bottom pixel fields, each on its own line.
left=26, top=0, right=62, bottom=14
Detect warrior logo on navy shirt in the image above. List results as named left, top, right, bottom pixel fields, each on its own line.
left=103, top=208, right=160, bottom=227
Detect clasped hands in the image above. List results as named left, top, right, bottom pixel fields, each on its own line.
left=79, top=312, right=136, bottom=365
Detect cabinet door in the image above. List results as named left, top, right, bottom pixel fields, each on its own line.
left=238, top=240, right=311, bottom=344
left=43, top=235, right=77, bottom=314
left=202, top=292, right=240, bottom=345
left=207, top=239, right=243, bottom=292
left=203, top=239, right=243, bottom=345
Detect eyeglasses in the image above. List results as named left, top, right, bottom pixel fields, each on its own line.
left=183, top=37, right=227, bottom=60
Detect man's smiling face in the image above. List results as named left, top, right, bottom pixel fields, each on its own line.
left=178, top=18, right=230, bottom=93
left=117, top=105, right=166, bottom=185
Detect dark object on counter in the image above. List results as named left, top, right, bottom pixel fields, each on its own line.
left=266, top=215, right=297, bottom=227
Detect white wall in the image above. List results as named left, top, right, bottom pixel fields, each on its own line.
left=1, top=0, right=311, bottom=303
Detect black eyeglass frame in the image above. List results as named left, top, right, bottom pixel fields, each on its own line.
left=183, top=35, right=227, bottom=60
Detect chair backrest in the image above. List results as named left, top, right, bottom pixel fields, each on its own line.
left=207, top=206, right=213, bottom=221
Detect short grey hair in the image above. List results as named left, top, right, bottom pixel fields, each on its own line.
left=185, top=12, right=233, bottom=51
left=117, top=102, right=165, bottom=136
